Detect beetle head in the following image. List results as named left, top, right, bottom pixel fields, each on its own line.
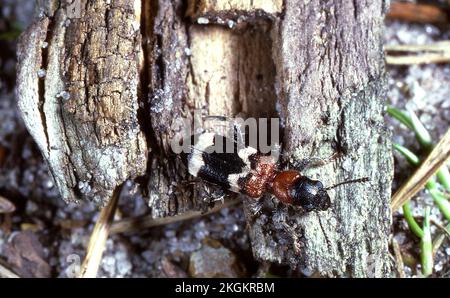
left=290, top=177, right=331, bottom=212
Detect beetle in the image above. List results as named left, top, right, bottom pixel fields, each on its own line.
left=180, top=132, right=367, bottom=212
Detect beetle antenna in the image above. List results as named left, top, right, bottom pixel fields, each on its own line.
left=325, top=177, right=369, bottom=190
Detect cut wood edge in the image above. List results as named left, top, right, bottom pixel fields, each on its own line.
left=391, top=128, right=450, bottom=211
left=77, top=185, right=122, bottom=278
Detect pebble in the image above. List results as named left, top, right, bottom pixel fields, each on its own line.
left=184, top=47, right=192, bottom=56
left=37, top=69, right=46, bottom=78
left=197, top=17, right=209, bottom=25
left=188, top=239, right=244, bottom=278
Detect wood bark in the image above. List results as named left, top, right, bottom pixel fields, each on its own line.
left=16, top=0, right=393, bottom=277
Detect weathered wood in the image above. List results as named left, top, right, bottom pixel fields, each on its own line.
left=17, top=0, right=394, bottom=277
left=17, top=0, right=147, bottom=204
left=249, top=0, right=393, bottom=277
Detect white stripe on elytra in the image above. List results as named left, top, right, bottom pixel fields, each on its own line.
left=188, top=133, right=215, bottom=177
left=228, top=172, right=249, bottom=192
left=238, top=147, right=257, bottom=165
left=228, top=147, right=257, bottom=192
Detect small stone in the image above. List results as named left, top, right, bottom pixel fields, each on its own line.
left=188, top=238, right=244, bottom=278
left=299, top=265, right=313, bottom=277
left=57, top=91, right=70, bottom=101
left=44, top=179, right=54, bottom=189
left=77, top=181, right=85, bottom=189
left=37, top=69, right=46, bottom=78
left=434, top=262, right=443, bottom=272
left=0, top=196, right=16, bottom=214
left=4, top=230, right=51, bottom=277
left=161, top=257, right=188, bottom=278
left=393, top=232, right=407, bottom=245
left=25, top=200, right=38, bottom=214
left=197, top=17, right=209, bottom=25
left=164, top=230, right=176, bottom=238
left=102, top=255, right=116, bottom=276
left=115, top=251, right=132, bottom=276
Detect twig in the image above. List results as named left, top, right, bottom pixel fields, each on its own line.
left=77, top=185, right=122, bottom=278
left=385, top=41, right=450, bottom=65
left=110, top=199, right=241, bottom=234
left=0, top=261, right=20, bottom=278
left=391, top=237, right=406, bottom=278
left=391, top=128, right=450, bottom=211
left=387, top=2, right=448, bottom=24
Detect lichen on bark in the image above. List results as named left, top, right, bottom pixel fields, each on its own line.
left=17, top=0, right=394, bottom=277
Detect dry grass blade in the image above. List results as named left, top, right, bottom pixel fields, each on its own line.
left=391, top=237, right=405, bottom=278
left=0, top=261, right=20, bottom=278
left=432, top=224, right=450, bottom=256
left=78, top=185, right=122, bottom=278
left=391, top=129, right=450, bottom=211
left=110, top=199, right=241, bottom=234
left=385, top=41, right=450, bottom=65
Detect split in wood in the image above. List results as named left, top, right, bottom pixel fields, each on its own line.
left=110, top=199, right=241, bottom=234
left=391, top=128, right=450, bottom=211
left=385, top=41, right=450, bottom=65
left=387, top=2, right=448, bottom=24
left=77, top=185, right=122, bottom=278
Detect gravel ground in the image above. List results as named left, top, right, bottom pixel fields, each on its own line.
left=385, top=19, right=450, bottom=277
left=0, top=0, right=448, bottom=278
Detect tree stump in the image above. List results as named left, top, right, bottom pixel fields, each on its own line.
left=16, top=0, right=393, bottom=277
